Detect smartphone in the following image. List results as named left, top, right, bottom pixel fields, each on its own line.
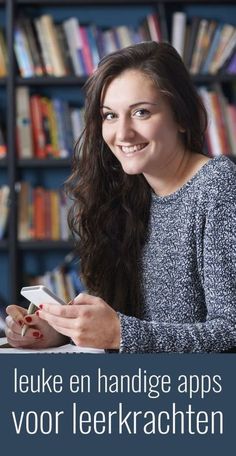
left=20, top=285, right=66, bottom=307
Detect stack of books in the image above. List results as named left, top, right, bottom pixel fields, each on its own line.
left=171, top=13, right=236, bottom=74
left=17, top=182, right=72, bottom=241
left=14, top=13, right=162, bottom=78
left=16, top=87, right=84, bottom=159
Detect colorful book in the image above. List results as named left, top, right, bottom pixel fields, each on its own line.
left=16, top=87, right=33, bottom=158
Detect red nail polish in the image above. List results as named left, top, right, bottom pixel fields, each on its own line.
left=18, top=320, right=23, bottom=327
left=36, top=310, right=39, bottom=316
left=33, top=331, right=40, bottom=338
left=39, top=304, right=43, bottom=309
left=25, top=316, right=32, bottom=323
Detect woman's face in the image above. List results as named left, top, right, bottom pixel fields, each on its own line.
left=101, top=69, right=185, bottom=180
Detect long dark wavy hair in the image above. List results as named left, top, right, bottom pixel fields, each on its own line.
left=65, top=41, right=208, bottom=317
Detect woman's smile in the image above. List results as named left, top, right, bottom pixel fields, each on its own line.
left=118, top=143, right=149, bottom=155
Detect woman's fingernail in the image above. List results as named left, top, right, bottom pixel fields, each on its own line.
left=18, top=320, right=23, bottom=327
left=39, top=304, right=43, bottom=309
left=25, top=316, right=32, bottom=323
left=33, top=331, right=41, bottom=338
left=35, top=310, right=40, bottom=316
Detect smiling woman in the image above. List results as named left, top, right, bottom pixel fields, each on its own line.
left=100, top=69, right=188, bottom=184
left=5, top=42, right=236, bottom=353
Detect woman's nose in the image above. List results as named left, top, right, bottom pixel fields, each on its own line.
left=116, top=118, right=135, bottom=142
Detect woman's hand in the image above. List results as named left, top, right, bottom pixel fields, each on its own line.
left=39, top=293, right=121, bottom=349
left=5, top=305, right=68, bottom=349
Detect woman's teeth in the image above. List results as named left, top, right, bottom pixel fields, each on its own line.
left=121, top=143, right=147, bottom=153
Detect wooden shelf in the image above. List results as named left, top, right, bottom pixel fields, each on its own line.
left=15, top=74, right=236, bottom=86
left=17, top=158, right=72, bottom=168
left=18, top=240, right=75, bottom=250
left=192, top=74, right=236, bottom=84
left=16, top=76, right=87, bottom=86
left=15, top=0, right=236, bottom=4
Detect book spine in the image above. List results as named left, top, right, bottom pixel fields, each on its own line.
left=201, top=25, right=223, bottom=74
left=190, top=19, right=209, bottom=74
left=171, top=12, right=186, bottom=58
left=34, top=18, right=54, bottom=75
left=14, top=27, right=35, bottom=77
left=40, top=15, right=67, bottom=77
left=16, top=87, right=33, bottom=159
left=80, top=26, right=94, bottom=75
left=0, top=185, right=10, bottom=240
left=30, top=95, right=46, bottom=159
left=198, top=87, right=222, bottom=157
left=62, top=18, right=85, bottom=77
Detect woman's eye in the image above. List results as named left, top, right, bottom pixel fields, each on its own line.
left=102, top=112, right=116, bottom=121
left=133, top=109, right=150, bottom=118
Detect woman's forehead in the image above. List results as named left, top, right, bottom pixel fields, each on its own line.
left=101, top=70, right=160, bottom=106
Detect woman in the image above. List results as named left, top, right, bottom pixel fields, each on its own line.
left=5, top=41, right=236, bottom=352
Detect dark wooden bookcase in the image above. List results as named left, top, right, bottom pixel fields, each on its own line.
left=0, top=0, right=236, bottom=305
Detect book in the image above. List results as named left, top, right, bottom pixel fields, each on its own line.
left=198, top=20, right=218, bottom=73
left=14, top=24, right=35, bottom=77
left=56, top=23, right=75, bottom=75
left=226, top=104, right=236, bottom=156
left=0, top=185, right=10, bottom=239
left=17, top=181, right=31, bottom=241
left=50, top=190, right=60, bottom=240
left=41, top=97, right=60, bottom=158
left=201, top=24, right=223, bottom=74
left=208, top=24, right=235, bottom=74
left=198, top=87, right=223, bottom=157
left=79, top=26, right=94, bottom=75
left=70, top=107, right=85, bottom=143
left=190, top=19, right=209, bottom=74
left=62, top=17, right=85, bottom=77
left=184, top=17, right=201, bottom=69
left=0, top=123, right=7, bottom=158
left=0, top=29, right=7, bottom=77
left=218, top=30, right=236, bottom=73
left=40, top=15, right=67, bottom=77
left=59, top=189, right=71, bottom=241
left=30, top=95, right=46, bottom=159
left=147, top=13, right=162, bottom=43
left=171, top=12, right=186, bottom=58
left=34, top=17, right=54, bottom=75
left=16, top=87, right=33, bottom=158
left=115, top=26, right=134, bottom=49
left=34, top=186, right=46, bottom=240
left=86, top=25, right=101, bottom=69
left=211, top=85, right=231, bottom=155
left=227, top=52, right=236, bottom=73
left=18, top=16, right=44, bottom=76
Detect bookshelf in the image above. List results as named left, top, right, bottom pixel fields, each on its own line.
left=0, top=0, right=236, bottom=306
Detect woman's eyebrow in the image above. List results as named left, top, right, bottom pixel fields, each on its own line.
left=100, top=101, right=158, bottom=110
left=129, top=101, right=159, bottom=108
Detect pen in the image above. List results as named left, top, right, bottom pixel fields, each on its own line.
left=21, top=302, right=38, bottom=337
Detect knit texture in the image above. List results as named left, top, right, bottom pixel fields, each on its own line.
left=119, top=156, right=236, bottom=353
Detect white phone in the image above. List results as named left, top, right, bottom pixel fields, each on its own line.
left=20, top=285, right=66, bottom=308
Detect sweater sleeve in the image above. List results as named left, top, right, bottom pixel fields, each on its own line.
left=118, top=197, right=236, bottom=353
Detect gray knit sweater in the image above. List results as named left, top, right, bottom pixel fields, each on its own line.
left=119, top=156, right=236, bottom=353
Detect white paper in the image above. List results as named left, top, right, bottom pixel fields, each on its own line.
left=0, top=338, right=104, bottom=354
